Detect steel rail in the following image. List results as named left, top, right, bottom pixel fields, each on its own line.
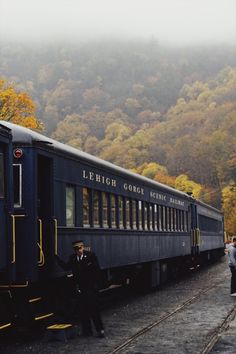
left=107, top=281, right=222, bottom=354
left=200, top=304, right=236, bottom=354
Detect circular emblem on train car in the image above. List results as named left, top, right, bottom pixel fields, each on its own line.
left=13, top=148, right=23, bottom=158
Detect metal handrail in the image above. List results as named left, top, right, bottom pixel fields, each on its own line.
left=196, top=228, right=201, bottom=246
left=53, top=218, right=58, bottom=255
left=11, top=214, right=26, bottom=264
left=37, top=219, right=45, bottom=266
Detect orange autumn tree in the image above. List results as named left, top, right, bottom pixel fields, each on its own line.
left=0, top=79, right=42, bottom=129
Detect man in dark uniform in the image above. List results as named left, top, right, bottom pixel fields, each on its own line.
left=55, top=240, right=105, bottom=337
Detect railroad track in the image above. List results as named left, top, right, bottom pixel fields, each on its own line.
left=200, top=304, right=236, bottom=354
left=107, top=280, right=234, bottom=354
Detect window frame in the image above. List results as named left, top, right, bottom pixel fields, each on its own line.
left=65, top=184, right=76, bottom=227
left=13, top=163, right=22, bottom=208
left=82, top=187, right=90, bottom=227
left=111, top=194, right=117, bottom=228
left=93, top=190, right=100, bottom=228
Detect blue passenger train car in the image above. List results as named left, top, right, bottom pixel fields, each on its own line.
left=0, top=121, right=224, bottom=327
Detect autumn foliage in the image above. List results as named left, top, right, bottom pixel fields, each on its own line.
left=1, top=42, right=236, bottom=234
left=0, top=79, right=42, bottom=129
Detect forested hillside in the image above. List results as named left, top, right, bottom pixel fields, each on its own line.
left=1, top=40, right=236, bottom=233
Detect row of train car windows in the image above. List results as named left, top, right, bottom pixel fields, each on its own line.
left=66, top=186, right=189, bottom=231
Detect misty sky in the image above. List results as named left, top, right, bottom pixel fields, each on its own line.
left=0, top=0, right=236, bottom=45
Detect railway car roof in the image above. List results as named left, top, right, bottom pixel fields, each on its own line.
left=0, top=123, right=12, bottom=139
left=0, top=121, right=222, bottom=213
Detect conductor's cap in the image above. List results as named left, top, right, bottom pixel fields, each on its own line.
left=72, top=240, right=84, bottom=248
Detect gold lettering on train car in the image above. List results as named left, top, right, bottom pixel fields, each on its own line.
left=123, top=183, right=144, bottom=195
left=95, top=174, right=101, bottom=183
left=170, top=198, right=184, bottom=207
left=150, top=191, right=166, bottom=201
left=111, top=180, right=116, bottom=187
left=82, top=170, right=117, bottom=188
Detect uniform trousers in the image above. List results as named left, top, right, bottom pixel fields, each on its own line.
left=230, top=266, right=236, bottom=294
left=77, top=289, right=104, bottom=335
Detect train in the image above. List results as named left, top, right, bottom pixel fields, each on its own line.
left=0, top=121, right=224, bottom=330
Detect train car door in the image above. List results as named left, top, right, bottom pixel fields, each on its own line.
left=37, top=154, right=54, bottom=276
left=0, top=130, right=14, bottom=283
left=0, top=147, right=8, bottom=273
left=190, top=203, right=199, bottom=256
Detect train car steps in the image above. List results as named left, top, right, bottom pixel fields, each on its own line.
left=45, top=323, right=78, bottom=342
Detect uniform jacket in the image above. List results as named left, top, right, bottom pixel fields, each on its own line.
left=56, top=250, right=102, bottom=291
left=228, top=244, right=236, bottom=268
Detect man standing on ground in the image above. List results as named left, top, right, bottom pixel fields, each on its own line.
left=55, top=240, right=105, bottom=337
left=228, top=237, right=236, bottom=296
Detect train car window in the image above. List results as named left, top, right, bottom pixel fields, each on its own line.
left=168, top=207, right=171, bottom=231
left=166, top=207, right=169, bottom=230
left=143, top=202, right=148, bottom=230
left=180, top=210, right=184, bottom=231
left=173, top=209, right=176, bottom=231
left=171, top=208, right=173, bottom=231
left=154, top=204, right=158, bottom=230
left=183, top=211, right=188, bottom=232
left=186, top=211, right=189, bottom=231
left=93, top=190, right=100, bottom=227
left=102, top=192, right=109, bottom=228
left=176, top=209, right=179, bottom=231
left=146, top=203, right=150, bottom=230
left=165, top=207, right=169, bottom=231
left=182, top=210, right=185, bottom=231
left=158, top=205, right=162, bottom=231
left=172, top=208, right=175, bottom=231
left=118, top=196, right=124, bottom=229
left=111, top=194, right=116, bottom=228
left=162, top=206, right=165, bottom=231
left=138, top=201, right=142, bottom=230
left=66, top=185, right=75, bottom=227
left=155, top=204, right=159, bottom=231
left=13, top=164, right=22, bottom=207
left=83, top=187, right=90, bottom=227
left=149, top=204, right=153, bottom=230
left=132, top=200, right=137, bottom=229
left=178, top=210, right=181, bottom=231
left=164, top=207, right=167, bottom=231
left=198, top=215, right=220, bottom=232
left=126, top=199, right=131, bottom=229
left=219, top=220, right=223, bottom=233
left=152, top=204, right=156, bottom=230
left=0, top=154, right=4, bottom=198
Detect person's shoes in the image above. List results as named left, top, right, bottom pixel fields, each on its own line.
left=97, top=330, right=105, bottom=338
left=230, top=293, right=236, bottom=296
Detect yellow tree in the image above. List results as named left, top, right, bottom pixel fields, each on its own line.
left=222, top=183, right=236, bottom=235
left=175, top=174, right=202, bottom=198
left=0, top=79, right=42, bottom=129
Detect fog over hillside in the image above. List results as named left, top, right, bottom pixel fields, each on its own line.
left=0, top=0, right=236, bottom=45
left=1, top=0, right=236, bottom=230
